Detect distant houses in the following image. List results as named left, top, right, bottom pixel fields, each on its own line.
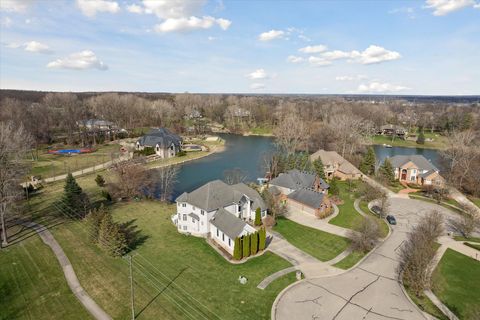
left=269, top=169, right=332, bottom=218
left=310, top=149, right=363, bottom=180
left=136, top=128, right=182, bottom=158
left=389, top=155, right=444, bottom=186
left=173, top=180, right=266, bottom=255
left=377, top=124, right=407, bottom=138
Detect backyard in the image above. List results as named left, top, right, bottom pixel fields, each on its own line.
left=370, top=132, right=447, bottom=149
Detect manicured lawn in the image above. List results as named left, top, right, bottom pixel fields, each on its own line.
left=464, top=242, right=480, bottom=251
left=358, top=200, right=390, bottom=238
left=333, top=251, right=366, bottom=270
left=248, top=126, right=273, bottom=136
left=454, top=236, right=480, bottom=243
left=405, top=286, right=448, bottom=320
left=28, top=143, right=121, bottom=179
left=0, top=234, right=91, bottom=320
left=432, top=249, right=480, bottom=319
left=329, top=182, right=363, bottom=230
left=370, top=133, right=447, bottom=150
left=273, top=217, right=350, bottom=261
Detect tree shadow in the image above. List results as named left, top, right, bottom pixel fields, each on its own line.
left=119, top=219, right=149, bottom=252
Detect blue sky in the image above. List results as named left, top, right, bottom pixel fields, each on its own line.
left=0, top=0, right=479, bottom=94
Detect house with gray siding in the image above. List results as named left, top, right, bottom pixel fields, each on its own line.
left=136, top=128, right=182, bottom=158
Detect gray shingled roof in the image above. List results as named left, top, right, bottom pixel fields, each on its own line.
left=269, top=169, right=329, bottom=191
left=389, top=155, right=438, bottom=172
left=287, top=188, right=325, bottom=209
left=137, top=128, right=182, bottom=148
left=210, top=208, right=247, bottom=239
left=175, top=180, right=266, bottom=211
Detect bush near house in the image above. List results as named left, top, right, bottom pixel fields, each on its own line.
left=255, top=207, right=262, bottom=226
left=233, top=237, right=242, bottom=260
left=250, top=232, right=258, bottom=255
left=242, top=234, right=250, bottom=257
left=95, top=174, right=105, bottom=187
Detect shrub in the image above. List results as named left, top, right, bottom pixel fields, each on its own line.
left=254, top=207, right=262, bottom=226
left=258, top=227, right=266, bottom=251
left=242, top=235, right=250, bottom=257
left=95, top=174, right=105, bottom=187
left=134, top=147, right=156, bottom=156
left=176, top=150, right=187, bottom=157
left=250, top=232, right=258, bottom=255
left=233, top=237, right=242, bottom=260
left=329, top=178, right=340, bottom=196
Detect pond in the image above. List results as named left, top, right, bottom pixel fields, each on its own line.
left=163, top=134, right=443, bottom=198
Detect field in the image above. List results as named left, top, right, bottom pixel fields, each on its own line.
left=370, top=132, right=447, bottom=149
left=273, top=217, right=350, bottom=261
left=432, top=249, right=480, bottom=319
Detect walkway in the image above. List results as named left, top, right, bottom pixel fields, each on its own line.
left=22, top=221, right=112, bottom=320
left=447, top=187, right=480, bottom=216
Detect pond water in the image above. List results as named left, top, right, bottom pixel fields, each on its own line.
left=163, top=134, right=443, bottom=198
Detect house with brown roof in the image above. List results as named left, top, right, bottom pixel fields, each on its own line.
left=389, top=155, right=444, bottom=187
left=310, top=149, right=363, bottom=180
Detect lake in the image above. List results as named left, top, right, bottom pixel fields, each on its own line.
left=165, top=135, right=443, bottom=198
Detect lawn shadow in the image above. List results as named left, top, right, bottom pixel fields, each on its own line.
left=5, top=214, right=64, bottom=246
left=120, top=219, right=149, bottom=252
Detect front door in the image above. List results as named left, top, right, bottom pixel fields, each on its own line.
left=401, top=169, right=407, bottom=180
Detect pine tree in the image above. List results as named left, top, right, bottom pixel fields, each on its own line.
left=98, top=212, right=127, bottom=257
left=60, top=173, right=90, bottom=218
left=254, top=207, right=262, bottom=226
left=258, top=227, right=266, bottom=251
left=84, top=204, right=108, bottom=243
left=95, top=174, right=105, bottom=187
left=379, top=159, right=395, bottom=184
left=329, top=178, right=340, bottom=196
left=416, top=129, right=425, bottom=145
left=233, top=237, right=242, bottom=260
left=360, top=147, right=376, bottom=175
left=242, top=234, right=250, bottom=257
left=250, top=232, right=258, bottom=255
left=312, top=158, right=326, bottom=180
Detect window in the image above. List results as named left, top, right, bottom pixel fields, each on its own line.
left=192, top=218, right=195, bottom=223
left=200, top=210, right=204, bottom=215
left=216, top=229, right=219, bottom=237
left=228, top=238, right=231, bottom=246
left=410, top=176, right=415, bottom=181
left=183, top=226, right=187, bottom=231
left=182, top=203, right=186, bottom=208
left=413, top=169, right=417, bottom=174
left=183, top=214, right=187, bottom=221
left=192, top=206, right=196, bottom=211
left=222, top=233, right=225, bottom=241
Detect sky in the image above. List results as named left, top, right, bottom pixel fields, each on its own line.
left=0, top=0, right=479, bottom=95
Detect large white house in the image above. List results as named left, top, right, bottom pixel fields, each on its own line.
left=173, top=180, right=267, bottom=255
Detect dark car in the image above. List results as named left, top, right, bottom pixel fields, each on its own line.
left=371, top=205, right=382, bottom=216
left=386, top=215, right=397, bottom=225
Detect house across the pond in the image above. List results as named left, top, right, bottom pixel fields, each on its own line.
left=389, top=155, right=444, bottom=186
left=135, top=128, right=182, bottom=158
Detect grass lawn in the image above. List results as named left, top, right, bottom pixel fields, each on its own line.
left=247, top=126, right=274, bottom=136
left=370, top=133, right=447, bottom=150
left=333, top=251, right=366, bottom=270
left=454, top=236, right=480, bottom=243
left=464, top=242, right=480, bottom=251
left=0, top=234, right=92, bottom=320
left=408, top=195, right=464, bottom=215
left=28, top=143, right=121, bottom=179
left=273, top=217, right=350, bottom=261
left=358, top=200, right=390, bottom=238
left=328, top=182, right=363, bottom=230
left=468, top=196, right=480, bottom=208
left=405, top=286, right=448, bottom=320
left=432, top=248, right=480, bottom=319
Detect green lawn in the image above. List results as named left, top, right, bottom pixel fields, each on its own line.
left=370, top=133, right=447, bottom=150
left=432, top=249, right=480, bottom=319
left=0, top=234, right=92, bottom=320
left=358, top=200, right=390, bottom=238
left=405, top=286, right=448, bottom=320
left=454, top=236, right=480, bottom=243
left=28, top=143, right=121, bottom=179
left=273, top=217, right=350, bottom=261
left=328, top=182, right=363, bottom=230
left=247, top=126, right=274, bottom=136
left=464, top=242, right=480, bottom=251
left=333, top=251, right=366, bottom=270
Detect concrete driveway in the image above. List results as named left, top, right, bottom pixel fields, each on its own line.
left=273, top=198, right=458, bottom=320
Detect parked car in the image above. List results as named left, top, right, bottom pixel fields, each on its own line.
left=371, top=205, right=382, bottom=216
left=386, top=215, right=397, bottom=225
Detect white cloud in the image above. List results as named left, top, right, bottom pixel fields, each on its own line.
left=154, top=16, right=231, bottom=33
left=126, top=4, right=143, bottom=14
left=208, top=36, right=216, bottom=41
left=246, top=69, right=268, bottom=80
left=475, top=2, right=480, bottom=8
left=5, top=42, right=22, bottom=49
left=322, top=50, right=353, bottom=60
left=76, top=0, right=120, bottom=17
left=0, top=0, right=34, bottom=13
left=298, top=45, right=327, bottom=53
left=250, top=83, right=265, bottom=90
left=47, top=50, right=108, bottom=70
left=287, top=55, right=304, bottom=63
left=258, top=30, right=285, bottom=41
left=357, top=82, right=409, bottom=93
left=335, top=75, right=368, bottom=81
left=424, top=0, right=478, bottom=15
left=142, top=0, right=205, bottom=19
left=317, top=45, right=401, bottom=65
left=1, top=16, right=12, bottom=28
left=308, top=56, right=332, bottom=66
left=24, top=41, right=52, bottom=53
left=389, top=7, right=416, bottom=19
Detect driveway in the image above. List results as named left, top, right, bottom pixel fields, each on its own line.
left=273, top=198, right=458, bottom=320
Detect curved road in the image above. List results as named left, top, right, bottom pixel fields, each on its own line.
left=273, top=197, right=457, bottom=320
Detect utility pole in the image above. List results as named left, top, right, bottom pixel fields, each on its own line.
left=128, top=255, right=135, bottom=320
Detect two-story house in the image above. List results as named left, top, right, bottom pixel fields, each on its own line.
left=310, top=149, right=362, bottom=180
left=136, top=128, right=182, bottom=158
left=173, top=180, right=266, bottom=255
left=389, top=155, right=444, bottom=186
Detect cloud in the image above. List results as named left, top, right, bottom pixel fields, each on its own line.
left=335, top=75, right=368, bottom=81
left=357, top=81, right=409, bottom=93
left=258, top=30, right=285, bottom=41
left=250, top=83, right=265, bottom=90
left=287, top=55, right=304, bottom=63
left=76, top=0, right=120, bottom=17
left=318, top=45, right=401, bottom=65
left=389, top=7, right=416, bottom=19
left=424, top=0, right=478, bottom=15
left=154, top=16, right=231, bottom=33
left=5, top=42, right=22, bottom=49
left=142, top=0, right=205, bottom=19
left=298, top=45, right=327, bottom=53
left=47, top=50, right=108, bottom=70
left=1, top=16, right=12, bottom=28
left=246, top=69, right=268, bottom=80
left=24, top=41, right=52, bottom=53
left=308, top=56, right=332, bottom=66
left=0, top=0, right=34, bottom=13
left=126, top=4, right=143, bottom=14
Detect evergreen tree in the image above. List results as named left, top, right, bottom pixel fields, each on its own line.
left=98, top=213, right=127, bottom=257
left=242, top=235, right=250, bottom=257
left=233, top=237, right=242, bottom=260
left=258, top=227, right=266, bottom=251
left=95, top=174, right=105, bottom=187
left=254, top=207, right=262, bottom=226
left=84, top=204, right=108, bottom=243
left=312, top=158, right=326, bottom=180
left=329, top=178, right=340, bottom=196
left=379, top=159, right=395, bottom=184
left=60, top=173, right=90, bottom=218
left=360, top=147, right=376, bottom=175
left=250, top=232, right=258, bottom=255
left=416, top=129, right=425, bottom=145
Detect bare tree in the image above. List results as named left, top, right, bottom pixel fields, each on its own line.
left=157, top=165, right=179, bottom=202
left=398, top=211, right=444, bottom=296
left=378, top=194, right=390, bottom=218
left=349, top=217, right=381, bottom=252
left=223, top=168, right=248, bottom=185
left=108, top=162, right=153, bottom=200
left=274, top=113, right=309, bottom=154
left=0, top=122, right=33, bottom=247
left=448, top=206, right=479, bottom=238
